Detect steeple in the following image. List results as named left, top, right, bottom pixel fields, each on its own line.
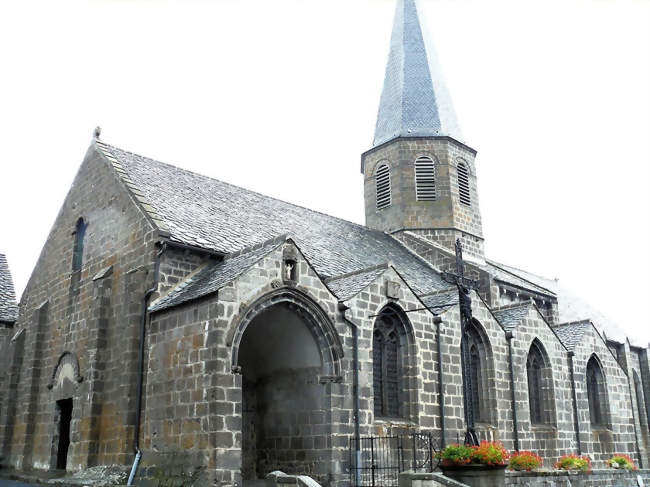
left=362, top=0, right=484, bottom=262
left=373, top=0, right=462, bottom=148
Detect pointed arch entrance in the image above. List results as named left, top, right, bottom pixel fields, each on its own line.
left=230, top=289, right=342, bottom=484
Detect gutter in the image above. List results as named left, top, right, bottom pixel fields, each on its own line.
left=340, top=303, right=361, bottom=487
left=128, top=242, right=166, bottom=486
left=506, top=331, right=520, bottom=452
left=568, top=352, right=582, bottom=455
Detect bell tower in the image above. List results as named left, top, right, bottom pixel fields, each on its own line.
left=362, top=0, right=485, bottom=261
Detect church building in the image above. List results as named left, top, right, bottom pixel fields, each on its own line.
left=1, top=0, right=649, bottom=486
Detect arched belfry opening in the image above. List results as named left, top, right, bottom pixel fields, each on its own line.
left=233, top=292, right=339, bottom=484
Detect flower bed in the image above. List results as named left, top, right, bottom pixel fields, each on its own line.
left=606, top=454, right=637, bottom=471
left=554, top=454, right=592, bottom=473
left=437, top=441, right=509, bottom=467
left=508, top=451, right=543, bottom=472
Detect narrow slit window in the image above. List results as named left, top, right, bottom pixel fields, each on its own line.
left=72, top=218, right=87, bottom=273
left=376, top=163, right=391, bottom=210
left=457, top=161, right=471, bottom=206
left=415, top=156, right=436, bottom=201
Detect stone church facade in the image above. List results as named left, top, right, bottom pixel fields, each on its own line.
left=1, top=0, right=649, bottom=486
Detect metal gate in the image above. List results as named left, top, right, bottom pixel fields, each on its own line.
left=348, top=432, right=439, bottom=487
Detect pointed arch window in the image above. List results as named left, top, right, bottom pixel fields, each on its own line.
left=526, top=340, right=555, bottom=425
left=457, top=161, right=471, bottom=206
left=72, top=218, right=87, bottom=273
left=586, top=356, right=607, bottom=427
left=373, top=306, right=412, bottom=419
left=415, top=156, right=436, bottom=201
left=376, top=163, right=391, bottom=210
left=469, top=344, right=481, bottom=418
left=463, top=320, right=491, bottom=423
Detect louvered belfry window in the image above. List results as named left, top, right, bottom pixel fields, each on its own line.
left=376, top=163, right=391, bottom=210
left=415, top=156, right=436, bottom=201
left=373, top=309, right=404, bottom=418
left=457, top=161, right=471, bottom=206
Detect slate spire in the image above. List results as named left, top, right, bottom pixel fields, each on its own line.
left=373, top=0, right=462, bottom=147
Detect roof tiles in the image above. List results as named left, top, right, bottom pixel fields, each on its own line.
left=97, top=142, right=449, bottom=298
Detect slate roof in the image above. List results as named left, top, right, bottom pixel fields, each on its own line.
left=554, top=321, right=592, bottom=351
left=150, top=236, right=285, bottom=312
left=419, top=289, right=458, bottom=313
left=486, top=260, right=555, bottom=297
left=373, top=0, right=463, bottom=147
left=492, top=303, right=532, bottom=331
left=0, top=253, right=18, bottom=323
left=325, top=265, right=388, bottom=301
left=97, top=142, right=449, bottom=299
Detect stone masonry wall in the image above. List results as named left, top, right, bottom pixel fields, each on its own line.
left=140, top=242, right=343, bottom=487
left=572, top=326, right=639, bottom=466
left=506, top=305, right=576, bottom=466
left=505, top=469, right=650, bottom=486
left=0, top=142, right=159, bottom=471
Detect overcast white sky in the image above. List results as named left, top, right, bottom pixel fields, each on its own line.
left=0, top=0, right=648, bottom=343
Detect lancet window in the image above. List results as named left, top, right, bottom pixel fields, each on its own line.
left=373, top=306, right=410, bottom=418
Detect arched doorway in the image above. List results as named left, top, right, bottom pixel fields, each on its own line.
left=236, top=300, right=335, bottom=483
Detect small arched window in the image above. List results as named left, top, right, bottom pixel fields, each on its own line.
left=633, top=370, right=647, bottom=428
left=586, top=356, right=607, bottom=427
left=72, top=218, right=87, bottom=273
left=376, top=163, right=391, bottom=210
left=526, top=340, right=554, bottom=425
left=415, top=156, right=436, bottom=201
left=373, top=306, right=411, bottom=418
left=457, top=161, right=471, bottom=206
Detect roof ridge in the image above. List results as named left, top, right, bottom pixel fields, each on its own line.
left=98, top=140, right=375, bottom=235
left=487, top=260, right=556, bottom=296
left=325, top=263, right=389, bottom=283
left=492, top=301, right=533, bottom=313
left=224, top=234, right=289, bottom=260
left=555, top=319, right=593, bottom=328
left=418, top=287, right=457, bottom=298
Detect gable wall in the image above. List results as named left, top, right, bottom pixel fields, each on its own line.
left=0, top=143, right=159, bottom=471
left=508, top=308, right=575, bottom=465
left=572, top=327, right=638, bottom=466
left=141, top=243, right=343, bottom=487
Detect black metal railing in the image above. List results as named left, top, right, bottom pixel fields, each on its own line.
left=349, top=432, right=439, bottom=487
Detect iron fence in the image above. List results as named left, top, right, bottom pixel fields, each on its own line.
left=348, top=432, right=440, bottom=487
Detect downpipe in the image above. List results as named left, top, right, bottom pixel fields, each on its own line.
left=340, top=303, right=361, bottom=487
left=506, top=331, right=520, bottom=452
left=568, top=352, right=582, bottom=455
left=128, top=242, right=166, bottom=486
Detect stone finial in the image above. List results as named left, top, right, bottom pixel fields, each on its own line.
left=94, top=126, right=102, bottom=139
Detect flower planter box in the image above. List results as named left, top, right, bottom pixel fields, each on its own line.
left=440, top=464, right=507, bottom=487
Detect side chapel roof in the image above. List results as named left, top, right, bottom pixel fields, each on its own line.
left=492, top=303, right=532, bottom=331
left=554, top=320, right=593, bottom=351
left=0, top=253, right=19, bottom=324
left=96, top=142, right=449, bottom=300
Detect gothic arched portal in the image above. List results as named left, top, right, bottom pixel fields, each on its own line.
left=230, top=289, right=340, bottom=483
